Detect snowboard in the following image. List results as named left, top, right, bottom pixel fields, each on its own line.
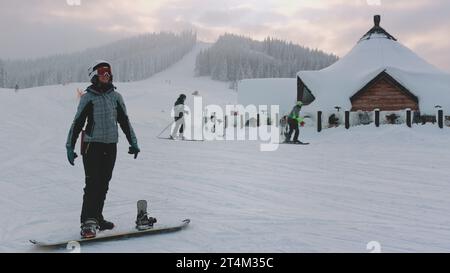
left=30, top=219, right=190, bottom=248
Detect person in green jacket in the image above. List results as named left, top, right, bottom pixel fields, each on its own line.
left=285, top=101, right=304, bottom=143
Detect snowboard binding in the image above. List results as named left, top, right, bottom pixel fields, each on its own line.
left=80, top=219, right=99, bottom=239
left=136, top=200, right=157, bottom=231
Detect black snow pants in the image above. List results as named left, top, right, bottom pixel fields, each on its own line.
left=80, top=142, right=117, bottom=224
left=286, top=118, right=299, bottom=142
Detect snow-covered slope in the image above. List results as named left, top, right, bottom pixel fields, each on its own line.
left=1, top=43, right=450, bottom=253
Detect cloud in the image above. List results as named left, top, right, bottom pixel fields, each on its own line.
left=0, top=0, right=449, bottom=72
left=266, top=0, right=450, bottom=71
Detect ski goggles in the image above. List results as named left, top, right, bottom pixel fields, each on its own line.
left=96, top=66, right=112, bottom=77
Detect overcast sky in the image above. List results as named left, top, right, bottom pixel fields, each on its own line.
left=1, top=0, right=449, bottom=72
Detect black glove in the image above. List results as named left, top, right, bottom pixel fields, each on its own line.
left=128, top=143, right=140, bottom=159
left=66, top=146, right=78, bottom=166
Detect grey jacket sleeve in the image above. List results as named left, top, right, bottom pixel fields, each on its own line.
left=66, top=94, right=92, bottom=149
left=116, top=93, right=138, bottom=146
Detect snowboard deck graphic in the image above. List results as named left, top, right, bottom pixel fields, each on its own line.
left=30, top=219, right=190, bottom=248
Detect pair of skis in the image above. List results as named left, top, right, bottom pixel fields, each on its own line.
left=158, top=136, right=309, bottom=144
left=156, top=121, right=203, bottom=141
left=30, top=200, right=190, bottom=248
left=157, top=136, right=204, bottom=142
left=281, top=141, right=310, bottom=145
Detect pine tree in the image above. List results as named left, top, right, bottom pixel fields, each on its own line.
left=0, top=60, right=6, bottom=88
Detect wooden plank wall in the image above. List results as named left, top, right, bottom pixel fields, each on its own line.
left=351, top=78, right=419, bottom=111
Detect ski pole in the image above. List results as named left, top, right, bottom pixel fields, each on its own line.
left=157, top=121, right=175, bottom=138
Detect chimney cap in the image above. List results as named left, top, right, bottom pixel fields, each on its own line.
left=359, top=15, right=397, bottom=42
left=374, top=15, right=381, bottom=27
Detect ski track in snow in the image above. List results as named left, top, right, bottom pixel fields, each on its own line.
left=1, top=43, right=450, bottom=253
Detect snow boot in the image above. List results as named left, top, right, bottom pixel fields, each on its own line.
left=80, top=219, right=99, bottom=239
left=98, top=219, right=115, bottom=231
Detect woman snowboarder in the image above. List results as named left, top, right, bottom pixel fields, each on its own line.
left=66, top=60, right=141, bottom=238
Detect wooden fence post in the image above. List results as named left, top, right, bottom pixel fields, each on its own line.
left=406, top=109, right=412, bottom=128
left=374, top=109, right=380, bottom=127
left=345, top=111, right=350, bottom=129
left=317, top=111, right=322, bottom=132
left=438, top=110, right=444, bottom=129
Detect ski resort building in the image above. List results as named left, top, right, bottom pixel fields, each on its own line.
left=297, top=15, right=450, bottom=114
left=237, top=15, right=450, bottom=128
left=237, top=78, right=297, bottom=116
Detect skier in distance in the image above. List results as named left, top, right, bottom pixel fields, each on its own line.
left=285, top=101, right=305, bottom=144
left=169, top=94, right=188, bottom=140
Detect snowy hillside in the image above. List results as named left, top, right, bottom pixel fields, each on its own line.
left=1, top=43, right=450, bottom=253
left=196, top=34, right=338, bottom=83
left=2, top=31, right=196, bottom=89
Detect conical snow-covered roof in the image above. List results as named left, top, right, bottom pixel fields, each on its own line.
left=298, top=15, right=450, bottom=113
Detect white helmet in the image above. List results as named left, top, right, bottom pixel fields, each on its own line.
left=88, top=60, right=112, bottom=78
